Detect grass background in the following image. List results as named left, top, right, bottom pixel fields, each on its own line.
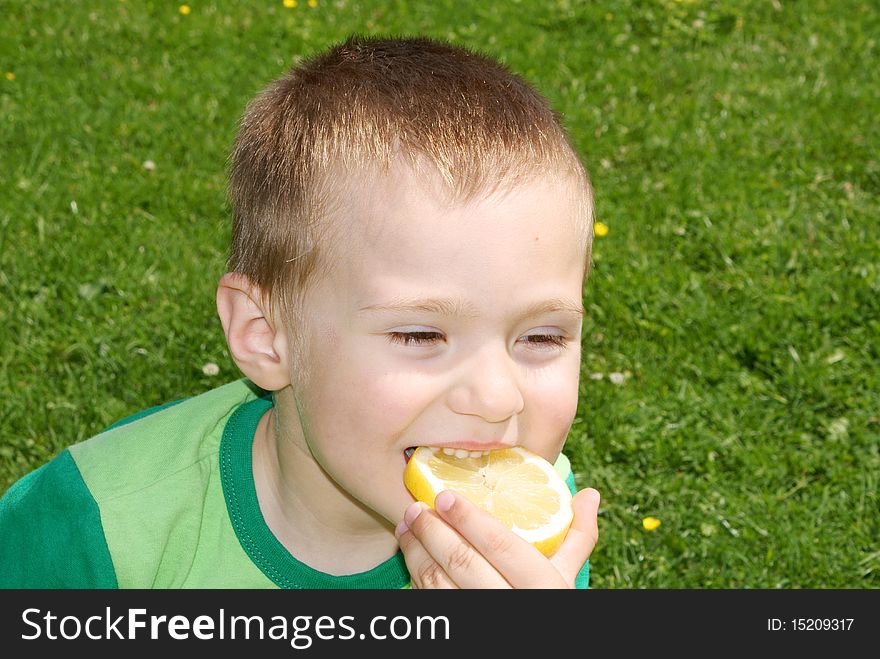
left=1, top=0, right=877, bottom=588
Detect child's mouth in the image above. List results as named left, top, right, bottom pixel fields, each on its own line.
left=404, top=446, right=496, bottom=462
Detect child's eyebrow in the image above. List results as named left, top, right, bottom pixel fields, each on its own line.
left=357, top=296, right=585, bottom=321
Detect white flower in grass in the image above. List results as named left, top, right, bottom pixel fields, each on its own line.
left=202, top=362, right=220, bottom=376
left=609, top=372, right=625, bottom=385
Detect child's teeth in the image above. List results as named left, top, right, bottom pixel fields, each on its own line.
left=437, top=447, right=492, bottom=458
left=411, top=446, right=495, bottom=461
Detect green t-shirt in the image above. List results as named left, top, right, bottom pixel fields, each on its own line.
left=0, top=379, right=589, bottom=589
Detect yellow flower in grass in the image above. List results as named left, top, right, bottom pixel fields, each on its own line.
left=594, top=221, right=609, bottom=237
left=308, top=0, right=318, bottom=7
left=179, top=4, right=191, bottom=15
left=642, top=516, right=661, bottom=531
left=283, top=0, right=297, bottom=7
left=5, top=72, right=14, bottom=81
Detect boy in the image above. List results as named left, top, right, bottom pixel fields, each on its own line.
left=0, top=35, right=600, bottom=588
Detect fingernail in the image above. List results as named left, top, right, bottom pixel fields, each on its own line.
left=394, top=519, right=409, bottom=538
left=435, top=490, right=454, bottom=513
left=404, top=502, right=425, bottom=526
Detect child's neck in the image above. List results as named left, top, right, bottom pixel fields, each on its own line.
left=251, top=406, right=399, bottom=576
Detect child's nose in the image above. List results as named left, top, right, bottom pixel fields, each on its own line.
left=445, top=345, right=525, bottom=423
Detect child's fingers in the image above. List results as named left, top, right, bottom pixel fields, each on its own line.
left=395, top=519, right=458, bottom=589
left=399, top=500, right=511, bottom=589
left=431, top=491, right=569, bottom=589
left=550, top=488, right=600, bottom=584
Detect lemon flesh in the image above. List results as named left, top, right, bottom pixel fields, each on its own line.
left=403, top=446, right=573, bottom=556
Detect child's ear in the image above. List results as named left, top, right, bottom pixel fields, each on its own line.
left=216, top=272, right=290, bottom=391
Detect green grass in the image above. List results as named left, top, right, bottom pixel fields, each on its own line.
left=1, top=0, right=877, bottom=588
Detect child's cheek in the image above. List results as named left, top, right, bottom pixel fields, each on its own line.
left=347, top=367, right=435, bottom=428
left=525, top=367, right=581, bottom=453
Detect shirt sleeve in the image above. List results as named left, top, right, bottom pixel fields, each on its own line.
left=565, top=470, right=591, bottom=589
left=0, top=450, right=118, bottom=588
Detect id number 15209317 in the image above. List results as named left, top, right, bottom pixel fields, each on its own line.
left=767, top=618, right=854, bottom=631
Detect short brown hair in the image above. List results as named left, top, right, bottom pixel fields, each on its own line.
left=227, top=35, right=593, bottom=376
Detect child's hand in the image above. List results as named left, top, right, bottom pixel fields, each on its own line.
left=395, top=487, right=600, bottom=588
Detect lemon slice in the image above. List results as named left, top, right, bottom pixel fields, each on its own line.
left=403, top=446, right=573, bottom=556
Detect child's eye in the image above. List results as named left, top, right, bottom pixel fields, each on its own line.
left=387, top=331, right=444, bottom=346
left=520, top=334, right=568, bottom=349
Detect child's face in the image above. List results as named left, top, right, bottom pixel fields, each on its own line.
left=286, top=164, right=587, bottom=525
